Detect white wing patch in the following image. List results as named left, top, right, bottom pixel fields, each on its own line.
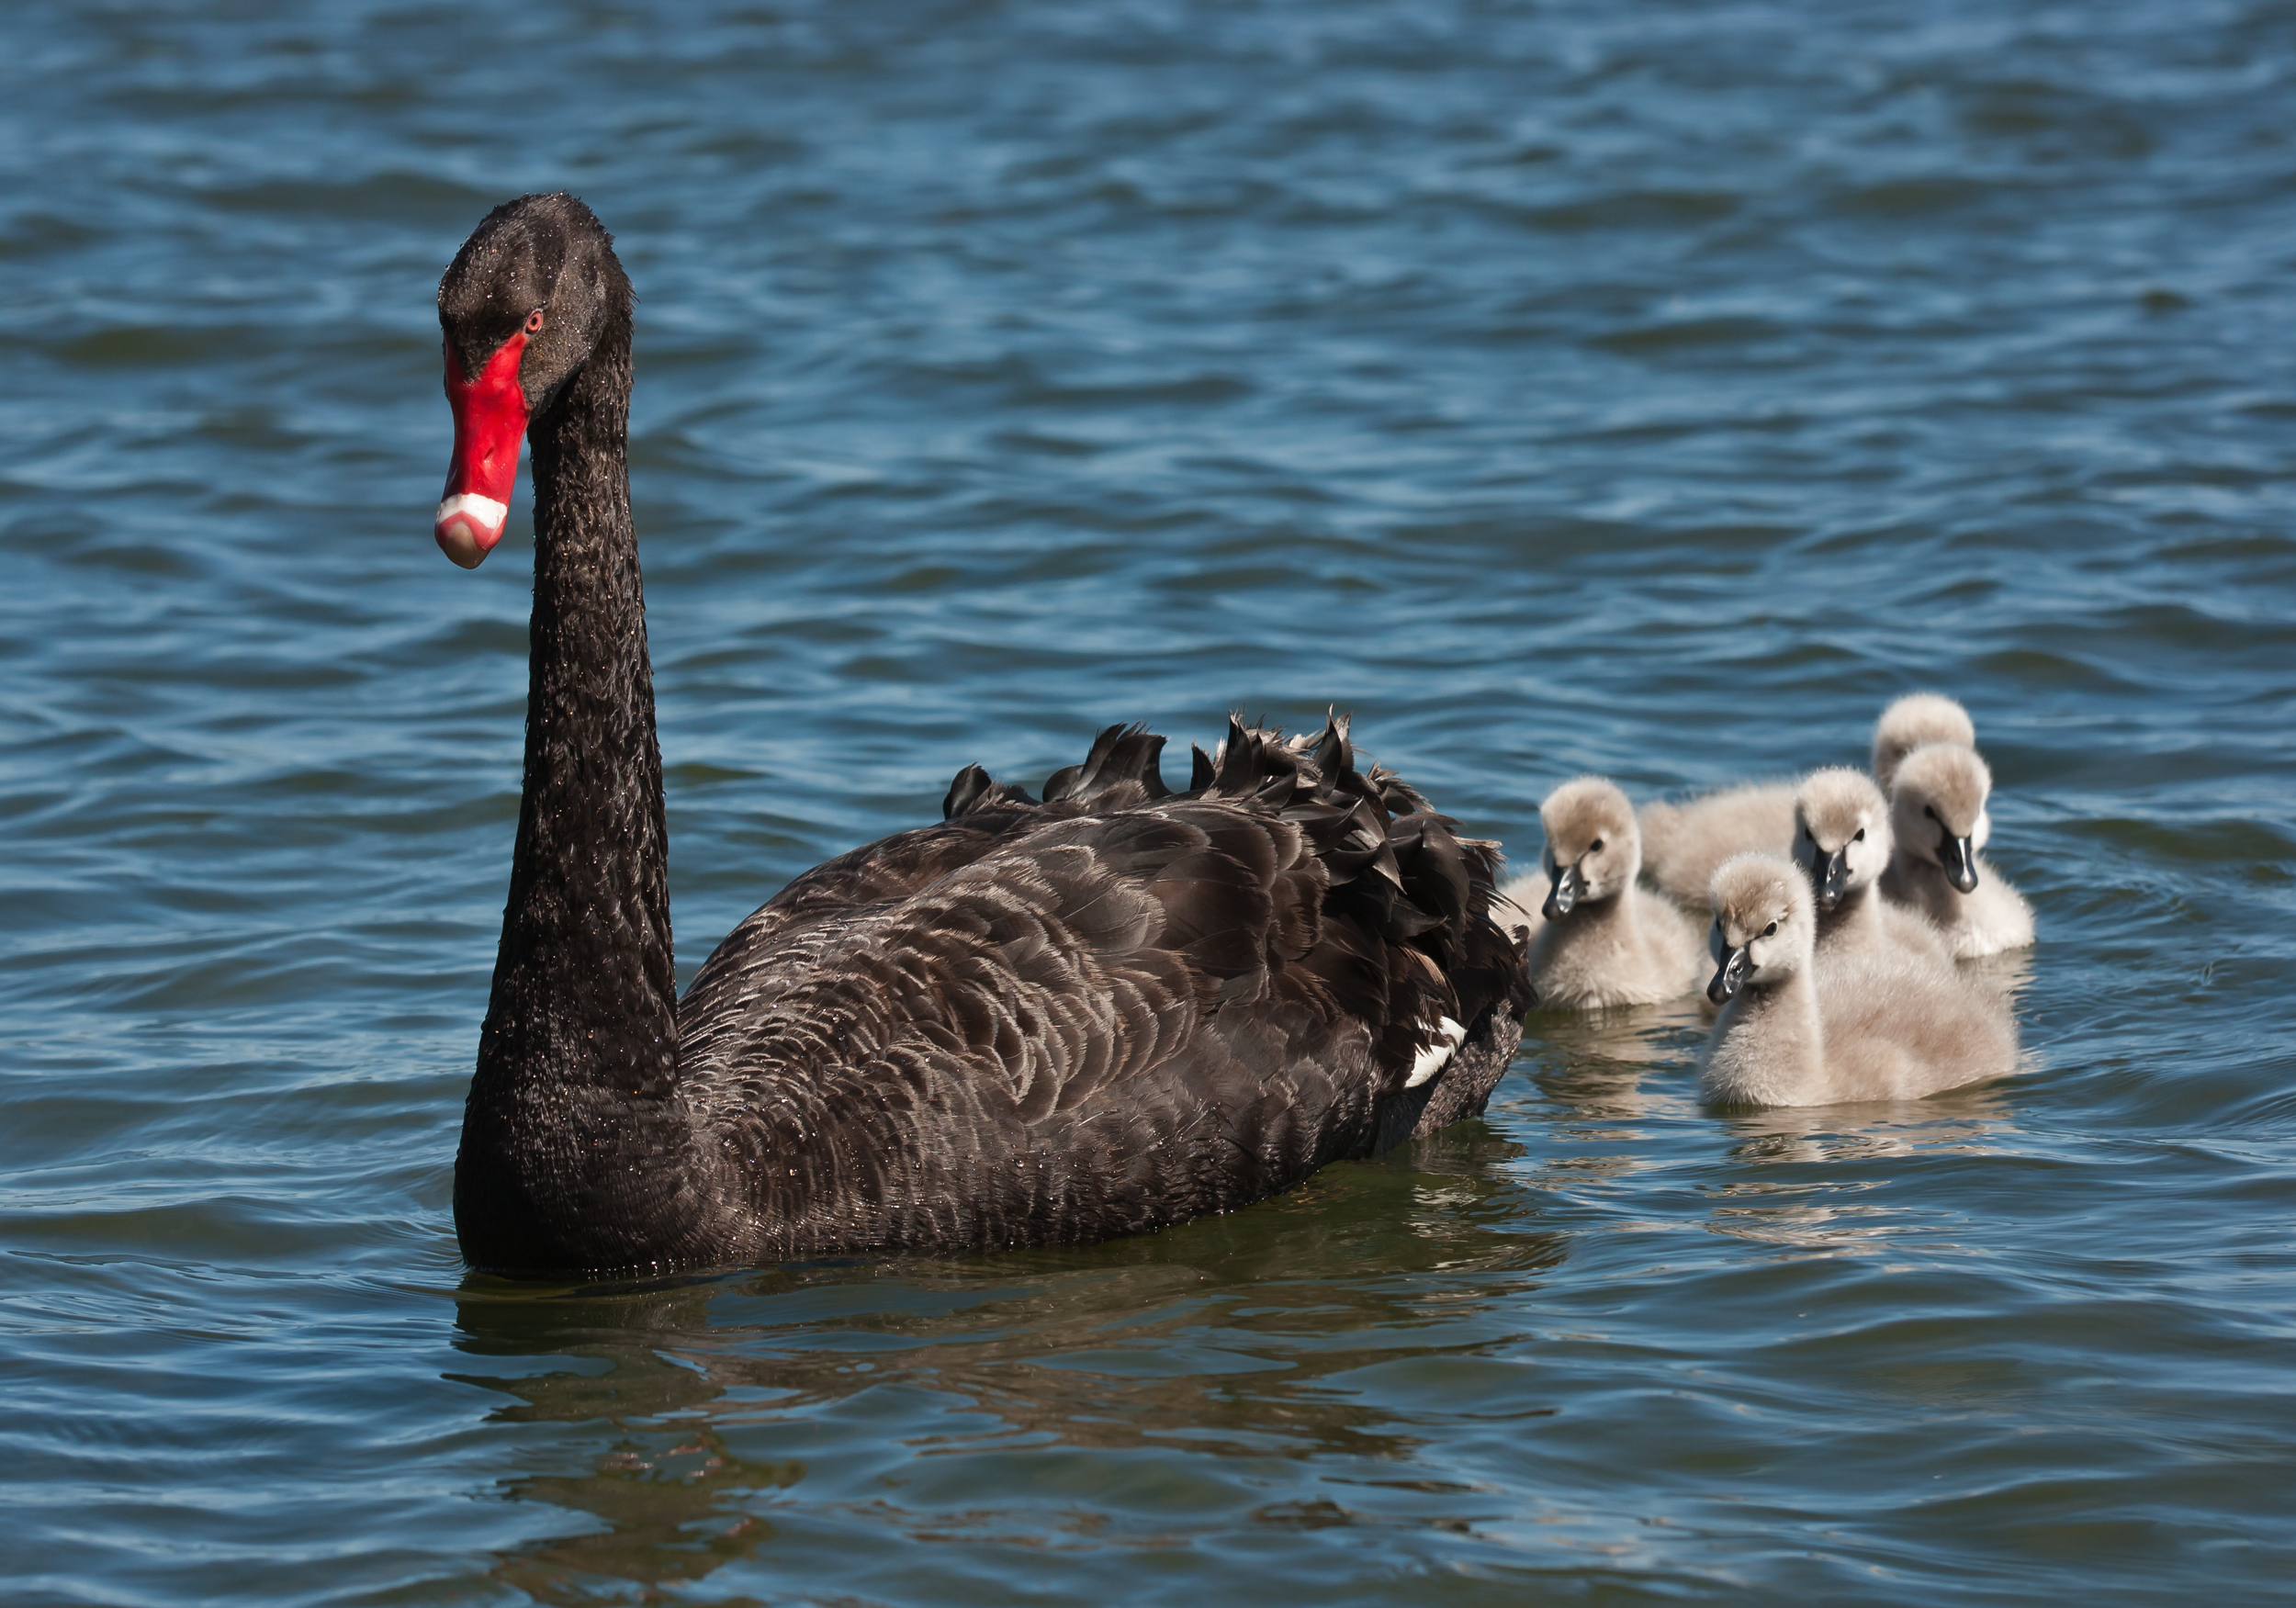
left=1405, top=1016, right=1468, bottom=1089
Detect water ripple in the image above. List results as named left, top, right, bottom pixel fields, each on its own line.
left=4, top=0, right=2294, bottom=1602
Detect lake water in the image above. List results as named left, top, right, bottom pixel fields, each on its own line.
left=5, top=1, right=2294, bottom=1602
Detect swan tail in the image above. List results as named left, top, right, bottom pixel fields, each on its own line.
left=951, top=713, right=1532, bottom=1111
left=1185, top=712, right=1534, bottom=1103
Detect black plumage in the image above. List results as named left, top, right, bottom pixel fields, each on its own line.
left=442, top=195, right=1533, bottom=1277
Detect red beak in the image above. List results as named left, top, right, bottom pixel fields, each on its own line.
left=435, top=332, right=531, bottom=568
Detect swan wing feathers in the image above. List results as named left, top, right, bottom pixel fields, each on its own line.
left=675, top=718, right=1529, bottom=1249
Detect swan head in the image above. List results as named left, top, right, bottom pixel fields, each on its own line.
left=1792, top=767, right=1893, bottom=912
left=433, top=193, right=633, bottom=568
left=1872, top=692, right=1975, bottom=793
left=1536, top=776, right=1639, bottom=920
left=1705, top=852, right=1813, bottom=1003
left=1890, top=742, right=1993, bottom=894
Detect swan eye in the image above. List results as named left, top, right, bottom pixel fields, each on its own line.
left=1763, top=920, right=1778, bottom=937
left=524, top=308, right=546, bottom=333
left=1923, top=804, right=1938, bottom=820
left=1853, top=827, right=1865, bottom=842
left=1588, top=838, right=1604, bottom=854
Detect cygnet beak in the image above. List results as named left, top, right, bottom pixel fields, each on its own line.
left=1543, top=861, right=1584, bottom=920
left=1707, top=944, right=1751, bottom=1005
left=1938, top=832, right=1980, bottom=894
left=1809, top=846, right=1849, bottom=911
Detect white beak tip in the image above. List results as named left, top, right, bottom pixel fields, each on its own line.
left=434, top=494, right=509, bottom=568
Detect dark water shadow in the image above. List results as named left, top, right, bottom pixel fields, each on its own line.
left=445, top=1124, right=1565, bottom=1602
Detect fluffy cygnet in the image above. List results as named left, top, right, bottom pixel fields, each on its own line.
left=1698, top=853, right=2019, bottom=1108
left=1880, top=743, right=2036, bottom=959
left=1639, top=782, right=1795, bottom=909
left=1639, top=692, right=1984, bottom=907
left=1519, top=777, right=1706, bottom=1008
left=1871, top=692, right=1976, bottom=794
left=1792, top=767, right=1951, bottom=968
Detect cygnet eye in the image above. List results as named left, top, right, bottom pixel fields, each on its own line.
left=1852, top=827, right=1865, bottom=841
left=1923, top=804, right=1938, bottom=820
left=1588, top=838, right=1604, bottom=854
left=1762, top=920, right=1778, bottom=937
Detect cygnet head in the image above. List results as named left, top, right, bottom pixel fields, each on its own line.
left=1792, top=767, right=1894, bottom=913
left=1705, top=852, right=1815, bottom=1005
left=1872, top=693, right=1975, bottom=793
left=1890, top=742, right=1992, bottom=894
left=1537, top=776, right=1640, bottom=921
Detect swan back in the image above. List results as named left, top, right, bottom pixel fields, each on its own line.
left=1812, top=950, right=2020, bottom=1101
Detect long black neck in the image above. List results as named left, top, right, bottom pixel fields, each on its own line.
left=455, top=306, right=719, bottom=1274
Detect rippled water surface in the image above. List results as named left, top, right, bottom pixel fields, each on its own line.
left=6, top=1, right=2295, bottom=1602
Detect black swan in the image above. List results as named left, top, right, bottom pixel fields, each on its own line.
left=433, top=193, right=1532, bottom=1276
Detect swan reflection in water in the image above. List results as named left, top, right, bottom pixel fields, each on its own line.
left=445, top=966, right=2035, bottom=1598
left=1960, top=946, right=2039, bottom=1010
left=445, top=1127, right=1561, bottom=1602
left=1516, top=988, right=2031, bottom=1260
left=1705, top=1083, right=2021, bottom=1254
left=1516, top=995, right=1713, bottom=1128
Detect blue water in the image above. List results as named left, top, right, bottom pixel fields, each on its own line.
left=5, top=1, right=2294, bottom=1602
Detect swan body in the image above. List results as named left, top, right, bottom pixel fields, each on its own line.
left=1699, top=854, right=2018, bottom=1108
left=1879, top=742, right=2035, bottom=959
left=1639, top=692, right=1983, bottom=907
left=1513, top=777, right=1705, bottom=1008
left=1791, top=767, right=1951, bottom=969
left=436, top=195, right=1530, bottom=1276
